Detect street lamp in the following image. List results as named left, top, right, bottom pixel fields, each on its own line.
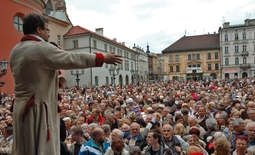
left=70, top=70, right=84, bottom=87
left=109, top=65, right=120, bottom=87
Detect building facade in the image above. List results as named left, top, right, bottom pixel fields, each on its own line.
left=0, top=0, right=45, bottom=93
left=0, top=0, right=71, bottom=93
left=220, top=19, right=255, bottom=79
left=132, top=44, right=149, bottom=83
left=162, top=34, right=220, bottom=81
left=63, top=26, right=140, bottom=87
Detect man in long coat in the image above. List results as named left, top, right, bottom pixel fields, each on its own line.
left=9, top=13, right=121, bottom=155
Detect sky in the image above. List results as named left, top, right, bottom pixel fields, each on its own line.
left=65, top=0, right=255, bottom=53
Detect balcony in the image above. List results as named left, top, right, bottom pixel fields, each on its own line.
left=240, top=64, right=251, bottom=69
left=186, top=67, right=202, bottom=73
left=240, top=51, right=249, bottom=57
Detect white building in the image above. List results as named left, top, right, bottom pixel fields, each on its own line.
left=220, top=19, right=255, bottom=79
left=132, top=44, right=149, bottom=83
left=63, top=26, right=140, bottom=87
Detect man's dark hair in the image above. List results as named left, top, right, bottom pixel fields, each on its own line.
left=22, top=13, right=48, bottom=35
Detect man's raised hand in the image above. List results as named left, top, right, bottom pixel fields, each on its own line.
left=104, top=53, right=122, bottom=65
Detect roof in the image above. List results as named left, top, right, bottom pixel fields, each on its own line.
left=48, top=10, right=72, bottom=23
left=64, top=26, right=136, bottom=52
left=162, top=33, right=219, bottom=53
left=64, top=26, right=90, bottom=36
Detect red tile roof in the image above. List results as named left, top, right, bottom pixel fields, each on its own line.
left=64, top=25, right=91, bottom=36
left=162, top=34, right=219, bottom=53
left=64, top=25, right=136, bottom=52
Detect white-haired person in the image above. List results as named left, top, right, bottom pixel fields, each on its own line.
left=105, top=129, right=129, bottom=155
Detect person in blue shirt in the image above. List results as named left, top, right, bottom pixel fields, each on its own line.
left=79, top=127, right=110, bottom=155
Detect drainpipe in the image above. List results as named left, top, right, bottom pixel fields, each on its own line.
left=89, top=33, right=92, bottom=87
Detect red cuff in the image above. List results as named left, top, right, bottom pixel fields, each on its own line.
left=95, top=52, right=104, bottom=67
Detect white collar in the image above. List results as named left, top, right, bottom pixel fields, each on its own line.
left=29, top=34, right=46, bottom=42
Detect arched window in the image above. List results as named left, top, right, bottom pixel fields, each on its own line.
left=13, top=14, right=23, bottom=32
left=235, top=57, right=239, bottom=65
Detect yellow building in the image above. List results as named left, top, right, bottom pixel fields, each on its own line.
left=162, top=34, right=220, bottom=80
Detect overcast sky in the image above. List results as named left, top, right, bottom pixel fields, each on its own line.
left=65, top=0, right=255, bottom=53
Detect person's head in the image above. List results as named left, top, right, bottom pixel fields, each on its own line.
left=162, top=123, right=174, bottom=139
left=214, top=136, right=231, bottom=155
left=129, top=146, right=141, bottom=155
left=102, top=124, right=111, bottom=138
left=174, top=123, right=185, bottom=136
left=232, top=118, right=245, bottom=133
left=187, top=145, right=204, bottom=155
left=111, top=137, right=125, bottom=153
left=71, top=126, right=83, bottom=142
left=188, top=116, right=198, bottom=127
left=235, top=135, right=248, bottom=153
left=206, top=118, right=218, bottom=130
left=198, top=106, right=206, bottom=117
left=187, top=134, right=199, bottom=146
left=246, top=121, right=255, bottom=140
left=111, top=129, right=123, bottom=142
left=23, top=13, right=49, bottom=41
left=130, top=122, right=140, bottom=137
left=146, top=130, right=161, bottom=146
left=91, top=127, right=105, bottom=144
left=247, top=109, right=255, bottom=121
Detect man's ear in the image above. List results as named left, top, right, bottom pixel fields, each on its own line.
left=36, top=27, right=42, bottom=35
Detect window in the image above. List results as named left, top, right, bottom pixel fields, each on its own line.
left=235, top=57, right=239, bottom=65
left=242, top=31, right=246, bottom=40
left=169, top=55, right=173, bottom=63
left=235, top=45, right=239, bottom=53
left=243, top=57, right=247, bottom=64
left=197, top=64, right=201, bottom=68
left=104, top=44, right=108, bottom=52
left=13, top=15, right=23, bottom=32
left=224, top=34, right=228, bottom=42
left=196, top=54, right=200, bottom=60
left=225, top=46, right=229, bottom=54
left=188, top=54, right=191, bottom=60
left=117, top=49, right=122, bottom=57
left=235, top=32, right=239, bottom=40
left=234, top=73, right=238, bottom=78
left=176, top=65, right=180, bottom=72
left=207, top=53, right=211, bottom=60
left=192, top=54, right=196, bottom=60
left=170, top=66, right=173, bottom=72
left=125, top=60, right=129, bottom=71
left=243, top=45, right=247, bottom=52
left=109, top=46, right=116, bottom=53
left=215, top=64, right=219, bottom=70
left=215, top=52, right=219, bottom=59
left=225, top=58, right=229, bottom=66
left=175, top=55, right=179, bottom=62
left=93, top=40, right=97, bottom=49
left=106, top=76, right=109, bottom=85
left=73, top=40, right=78, bottom=48
left=208, top=64, right=212, bottom=71
left=95, top=76, right=99, bottom=86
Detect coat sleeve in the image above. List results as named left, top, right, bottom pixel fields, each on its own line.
left=38, top=42, right=103, bottom=70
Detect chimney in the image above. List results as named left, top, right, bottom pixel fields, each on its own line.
left=113, top=38, right=117, bottom=42
left=223, top=22, right=230, bottom=28
left=122, top=42, right=125, bottom=46
left=95, top=28, right=103, bottom=36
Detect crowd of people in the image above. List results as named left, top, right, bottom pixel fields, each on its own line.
left=1, top=78, right=255, bottom=155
